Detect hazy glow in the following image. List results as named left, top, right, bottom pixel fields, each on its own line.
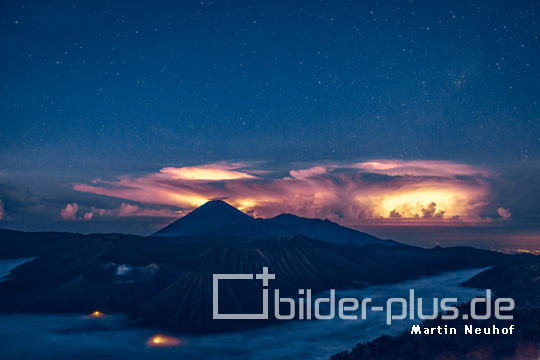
left=234, top=198, right=258, bottom=212
left=374, top=189, right=469, bottom=218
left=147, top=334, right=182, bottom=347
left=73, top=160, right=500, bottom=225
left=74, top=182, right=208, bottom=209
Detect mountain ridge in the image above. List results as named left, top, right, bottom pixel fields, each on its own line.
left=152, top=200, right=396, bottom=246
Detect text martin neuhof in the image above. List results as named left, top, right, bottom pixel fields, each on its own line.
left=212, top=267, right=515, bottom=326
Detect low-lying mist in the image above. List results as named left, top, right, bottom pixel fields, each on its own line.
left=0, top=268, right=486, bottom=360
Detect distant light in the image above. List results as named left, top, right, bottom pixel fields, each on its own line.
left=147, top=334, right=182, bottom=347
left=89, top=311, right=105, bottom=318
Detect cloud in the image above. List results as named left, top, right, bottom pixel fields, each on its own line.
left=82, top=203, right=181, bottom=221
left=73, top=160, right=498, bottom=225
left=160, top=163, right=256, bottom=180
left=60, top=203, right=78, bottom=220
left=351, top=160, right=489, bottom=177
left=497, top=207, right=512, bottom=220
left=109, top=203, right=181, bottom=218
left=62, top=202, right=178, bottom=222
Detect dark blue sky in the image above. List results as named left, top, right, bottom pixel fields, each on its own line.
left=0, top=0, right=539, bottom=245
left=2, top=0, right=539, bottom=168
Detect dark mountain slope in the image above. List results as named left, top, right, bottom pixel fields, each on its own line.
left=267, top=213, right=386, bottom=246
left=464, top=254, right=540, bottom=307
left=0, top=228, right=85, bottom=259
left=332, top=244, right=510, bottom=284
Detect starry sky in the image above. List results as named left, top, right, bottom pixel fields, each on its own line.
left=0, top=0, right=539, bottom=248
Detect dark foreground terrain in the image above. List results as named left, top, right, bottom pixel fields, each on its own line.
left=331, top=255, right=540, bottom=360
left=331, top=307, right=540, bottom=360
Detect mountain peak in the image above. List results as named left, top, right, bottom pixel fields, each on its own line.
left=152, top=200, right=252, bottom=237
left=193, top=199, right=250, bottom=216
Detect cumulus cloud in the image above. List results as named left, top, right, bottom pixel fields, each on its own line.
left=60, top=203, right=79, bottom=220
left=497, top=207, right=512, bottom=220
left=73, top=160, right=498, bottom=225
left=82, top=203, right=181, bottom=221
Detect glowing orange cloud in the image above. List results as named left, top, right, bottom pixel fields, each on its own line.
left=73, top=160, right=498, bottom=225
left=160, top=164, right=255, bottom=180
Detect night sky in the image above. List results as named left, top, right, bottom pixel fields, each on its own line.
left=0, top=1, right=539, bottom=248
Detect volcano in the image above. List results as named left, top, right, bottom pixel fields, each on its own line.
left=152, top=200, right=395, bottom=246
left=152, top=200, right=252, bottom=237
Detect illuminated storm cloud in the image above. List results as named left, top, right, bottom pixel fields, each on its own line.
left=73, top=160, right=493, bottom=223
